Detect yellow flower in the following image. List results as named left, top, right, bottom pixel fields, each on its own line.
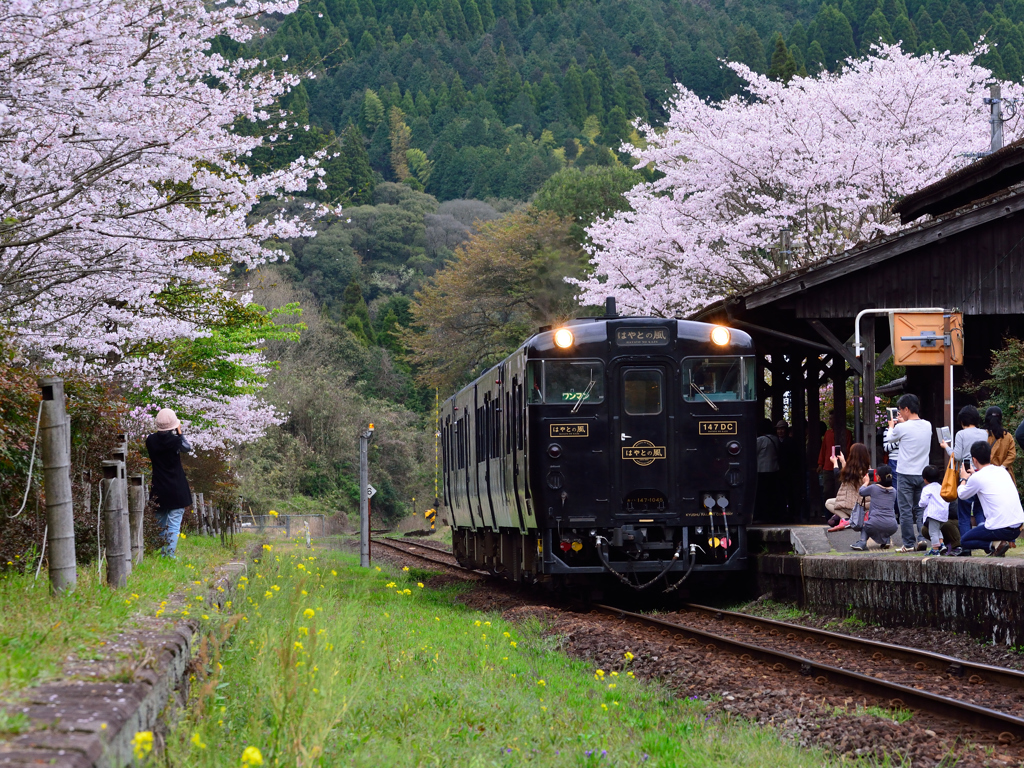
left=241, top=746, right=264, bottom=766
left=385, top=582, right=396, bottom=588
left=303, top=608, right=315, bottom=619
left=536, top=679, right=546, bottom=687
left=264, top=591, right=272, bottom=598
left=201, top=614, right=209, bottom=620
left=296, top=563, right=306, bottom=571
left=608, top=683, right=616, bottom=689
left=503, top=632, right=510, bottom=638
left=403, top=589, right=412, bottom=595
left=294, top=641, right=304, bottom=651
left=624, top=651, right=634, bottom=661
left=331, top=570, right=338, bottom=576
left=268, top=510, right=279, bottom=517
left=601, top=703, right=608, bottom=711
left=271, top=585, right=280, bottom=592
left=131, top=731, right=154, bottom=760
left=179, top=533, right=186, bottom=540
left=510, top=641, right=517, bottom=648
left=191, top=732, right=207, bottom=749
left=237, top=583, right=246, bottom=591
left=417, top=582, right=424, bottom=588
left=298, top=626, right=309, bottom=636
left=374, top=566, right=381, bottom=572
left=627, top=671, right=635, bottom=679
left=262, top=544, right=273, bottom=551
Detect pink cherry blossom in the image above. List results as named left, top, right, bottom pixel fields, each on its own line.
left=576, top=45, right=1022, bottom=317
left=0, top=0, right=330, bottom=446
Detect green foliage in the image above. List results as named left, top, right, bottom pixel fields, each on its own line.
left=533, top=164, right=645, bottom=246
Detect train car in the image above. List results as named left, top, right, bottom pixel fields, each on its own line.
left=438, top=299, right=758, bottom=592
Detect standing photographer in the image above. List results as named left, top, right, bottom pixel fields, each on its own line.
left=145, top=408, right=193, bottom=558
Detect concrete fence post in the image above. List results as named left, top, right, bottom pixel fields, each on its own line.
left=38, top=377, right=77, bottom=595
left=101, top=460, right=127, bottom=588
left=109, top=438, right=131, bottom=578
left=128, top=475, right=145, bottom=565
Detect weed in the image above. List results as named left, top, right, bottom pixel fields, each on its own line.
left=165, top=548, right=867, bottom=767
left=0, top=709, right=31, bottom=735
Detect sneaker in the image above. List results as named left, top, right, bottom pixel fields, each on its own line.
left=895, top=545, right=916, bottom=553
left=915, top=540, right=928, bottom=551
left=851, top=542, right=867, bottom=551
left=953, top=547, right=973, bottom=557
left=939, top=544, right=948, bottom=555
left=925, top=548, right=943, bottom=556
left=827, top=519, right=851, bottom=533
left=880, top=541, right=891, bottom=550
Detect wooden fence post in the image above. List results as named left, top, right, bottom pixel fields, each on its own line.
left=128, top=475, right=145, bottom=565
left=196, top=492, right=205, bottom=535
left=38, top=377, right=77, bottom=595
left=101, top=460, right=127, bottom=588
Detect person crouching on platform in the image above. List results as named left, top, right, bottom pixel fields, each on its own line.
left=919, top=464, right=960, bottom=555
left=825, top=443, right=871, bottom=532
left=851, top=465, right=898, bottom=551
left=953, top=440, right=1024, bottom=557
left=146, top=408, right=194, bottom=558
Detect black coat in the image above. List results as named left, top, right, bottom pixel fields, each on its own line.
left=146, top=431, right=193, bottom=512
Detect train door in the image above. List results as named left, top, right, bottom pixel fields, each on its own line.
left=616, top=364, right=672, bottom=513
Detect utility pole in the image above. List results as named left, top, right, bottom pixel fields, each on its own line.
left=359, top=422, right=375, bottom=567
left=988, top=84, right=1004, bottom=153
left=39, top=377, right=76, bottom=595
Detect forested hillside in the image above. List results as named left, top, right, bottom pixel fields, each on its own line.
left=235, top=0, right=1024, bottom=204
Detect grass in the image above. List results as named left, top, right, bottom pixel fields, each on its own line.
left=165, top=546, right=866, bottom=767
left=0, top=534, right=251, bottom=696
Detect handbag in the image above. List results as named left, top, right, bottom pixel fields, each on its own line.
left=851, top=496, right=868, bottom=531
left=940, top=455, right=959, bottom=502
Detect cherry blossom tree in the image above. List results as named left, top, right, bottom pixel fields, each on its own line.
left=0, top=0, right=330, bottom=447
left=576, top=45, right=1023, bottom=317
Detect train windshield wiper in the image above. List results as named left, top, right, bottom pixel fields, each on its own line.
left=571, top=370, right=596, bottom=414
left=690, top=381, right=719, bottom=412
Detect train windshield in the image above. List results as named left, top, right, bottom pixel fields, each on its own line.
left=682, top=356, right=756, bottom=402
left=527, top=360, right=605, bottom=405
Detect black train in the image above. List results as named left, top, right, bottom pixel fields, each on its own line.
left=438, top=300, right=758, bottom=592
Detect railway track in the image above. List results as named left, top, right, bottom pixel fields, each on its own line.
left=370, top=535, right=1024, bottom=740
left=371, top=536, right=484, bottom=575
left=593, top=603, right=1024, bottom=739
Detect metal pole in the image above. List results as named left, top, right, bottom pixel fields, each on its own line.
left=359, top=423, right=375, bottom=567
left=128, top=475, right=145, bottom=565
left=943, top=313, right=954, bottom=432
left=101, top=461, right=127, bottom=588
left=39, top=377, right=76, bottom=595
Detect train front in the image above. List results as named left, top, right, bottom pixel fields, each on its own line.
left=527, top=315, right=757, bottom=590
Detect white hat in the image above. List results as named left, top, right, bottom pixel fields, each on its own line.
left=155, top=408, right=181, bottom=431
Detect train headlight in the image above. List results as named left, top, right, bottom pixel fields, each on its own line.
left=554, top=328, right=574, bottom=348
left=710, top=326, right=731, bottom=346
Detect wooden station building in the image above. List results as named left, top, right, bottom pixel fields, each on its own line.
left=693, top=140, right=1024, bottom=521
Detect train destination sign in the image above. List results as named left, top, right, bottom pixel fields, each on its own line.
left=550, top=423, right=589, bottom=437
left=622, top=439, right=666, bottom=466
left=698, top=421, right=738, bottom=435
left=614, top=327, right=670, bottom=346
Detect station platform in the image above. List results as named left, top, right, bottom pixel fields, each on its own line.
left=747, top=525, right=1024, bottom=646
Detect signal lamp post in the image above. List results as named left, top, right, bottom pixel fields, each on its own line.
left=359, top=423, right=375, bottom=567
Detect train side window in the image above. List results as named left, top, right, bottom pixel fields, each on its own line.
left=742, top=357, right=757, bottom=400
left=623, top=369, right=663, bottom=415
left=682, top=357, right=745, bottom=402
left=526, top=361, right=543, bottom=404
left=515, top=380, right=524, bottom=451
left=506, top=392, right=513, bottom=454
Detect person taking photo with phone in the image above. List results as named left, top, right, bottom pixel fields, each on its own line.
left=954, top=440, right=1024, bottom=557
left=146, top=408, right=194, bottom=558
left=885, top=393, right=932, bottom=552
left=940, top=404, right=990, bottom=541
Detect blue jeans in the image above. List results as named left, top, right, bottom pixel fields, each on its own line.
left=889, top=459, right=898, bottom=494
left=155, top=508, right=185, bottom=558
left=896, top=472, right=925, bottom=548
left=957, top=496, right=985, bottom=539
left=960, top=524, right=1021, bottom=553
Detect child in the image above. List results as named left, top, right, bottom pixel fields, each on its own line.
left=851, top=465, right=899, bottom=551
left=919, top=464, right=950, bottom=555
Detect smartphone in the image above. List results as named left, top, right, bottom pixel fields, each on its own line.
left=830, top=445, right=838, bottom=459
left=963, top=459, right=972, bottom=471
left=887, top=407, right=898, bottom=421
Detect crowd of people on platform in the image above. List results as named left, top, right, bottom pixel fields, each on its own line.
left=810, top=394, right=1024, bottom=556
